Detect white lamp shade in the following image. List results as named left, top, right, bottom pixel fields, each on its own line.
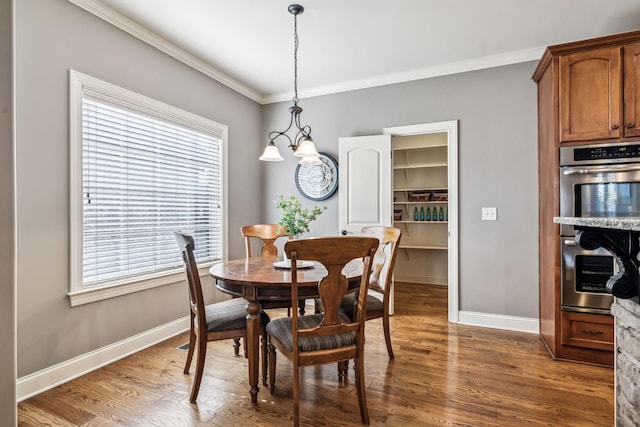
left=293, top=137, right=320, bottom=158
left=298, top=155, right=323, bottom=165
left=259, top=143, right=284, bottom=161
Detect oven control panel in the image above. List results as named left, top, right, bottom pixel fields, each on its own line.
left=561, top=142, right=640, bottom=166
left=575, top=144, right=640, bottom=161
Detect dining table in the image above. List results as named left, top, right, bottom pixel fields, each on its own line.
left=209, top=256, right=364, bottom=403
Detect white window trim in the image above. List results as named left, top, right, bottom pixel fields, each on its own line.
left=68, top=70, right=228, bottom=306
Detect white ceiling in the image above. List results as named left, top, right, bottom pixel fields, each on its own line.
left=81, top=0, right=640, bottom=104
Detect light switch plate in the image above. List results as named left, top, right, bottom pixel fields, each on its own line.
left=482, top=207, right=497, bottom=221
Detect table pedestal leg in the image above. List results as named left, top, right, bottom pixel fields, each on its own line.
left=245, top=298, right=261, bottom=404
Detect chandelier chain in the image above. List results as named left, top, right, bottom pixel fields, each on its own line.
left=293, top=12, right=299, bottom=104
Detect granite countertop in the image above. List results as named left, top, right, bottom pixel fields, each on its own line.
left=553, top=216, right=640, bottom=231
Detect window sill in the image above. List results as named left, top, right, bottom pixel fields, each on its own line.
left=68, top=262, right=216, bottom=307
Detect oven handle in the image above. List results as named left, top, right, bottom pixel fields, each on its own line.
left=563, top=239, right=577, bottom=246
left=563, top=165, right=640, bottom=175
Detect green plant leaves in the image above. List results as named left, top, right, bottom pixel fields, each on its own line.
left=275, top=193, right=326, bottom=239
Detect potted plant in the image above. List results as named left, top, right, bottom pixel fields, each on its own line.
left=275, top=194, right=326, bottom=266
left=275, top=193, right=326, bottom=240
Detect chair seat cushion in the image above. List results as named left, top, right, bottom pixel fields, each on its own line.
left=339, top=293, right=384, bottom=318
left=266, top=313, right=355, bottom=352
left=202, top=298, right=269, bottom=332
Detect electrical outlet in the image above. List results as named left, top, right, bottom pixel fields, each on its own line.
left=482, top=207, right=497, bottom=221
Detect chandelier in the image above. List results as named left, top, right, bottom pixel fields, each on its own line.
left=259, top=4, right=321, bottom=165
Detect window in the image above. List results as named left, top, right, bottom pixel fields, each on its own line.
left=69, top=70, right=227, bottom=306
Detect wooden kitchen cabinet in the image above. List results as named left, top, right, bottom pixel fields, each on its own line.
left=559, top=47, right=622, bottom=142
left=559, top=41, right=640, bottom=143
left=561, top=311, right=614, bottom=353
left=532, top=30, right=640, bottom=367
left=624, top=42, right=640, bottom=138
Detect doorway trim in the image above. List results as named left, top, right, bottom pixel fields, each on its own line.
left=383, top=120, right=459, bottom=323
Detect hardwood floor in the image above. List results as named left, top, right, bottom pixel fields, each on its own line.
left=18, top=283, right=614, bottom=426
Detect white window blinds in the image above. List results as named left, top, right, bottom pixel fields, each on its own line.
left=81, top=96, right=222, bottom=287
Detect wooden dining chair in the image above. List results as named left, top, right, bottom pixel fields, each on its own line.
left=241, top=224, right=290, bottom=258
left=341, top=226, right=402, bottom=360
left=241, top=224, right=305, bottom=315
left=174, top=231, right=270, bottom=402
left=315, top=226, right=402, bottom=364
left=266, top=236, right=378, bottom=426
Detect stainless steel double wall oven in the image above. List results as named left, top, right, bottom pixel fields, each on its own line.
left=560, top=142, right=640, bottom=314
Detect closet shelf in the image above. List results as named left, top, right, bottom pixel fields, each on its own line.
left=399, top=244, right=448, bottom=251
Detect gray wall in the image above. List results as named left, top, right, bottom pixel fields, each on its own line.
left=1, top=0, right=16, bottom=423
left=261, top=62, right=540, bottom=319
left=15, top=0, right=262, bottom=377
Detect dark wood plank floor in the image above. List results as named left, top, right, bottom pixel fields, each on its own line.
left=18, top=283, right=614, bottom=426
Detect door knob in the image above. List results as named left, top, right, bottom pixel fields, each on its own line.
left=341, top=229, right=347, bottom=235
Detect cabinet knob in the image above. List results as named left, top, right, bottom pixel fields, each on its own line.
left=612, top=124, right=620, bottom=130
left=628, top=123, right=636, bottom=129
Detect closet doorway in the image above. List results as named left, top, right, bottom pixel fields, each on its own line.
left=338, top=120, right=458, bottom=323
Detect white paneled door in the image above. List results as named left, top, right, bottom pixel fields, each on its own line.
left=338, top=134, right=393, bottom=313
left=338, top=135, right=392, bottom=235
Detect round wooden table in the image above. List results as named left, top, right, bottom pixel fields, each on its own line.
left=209, top=256, right=363, bottom=403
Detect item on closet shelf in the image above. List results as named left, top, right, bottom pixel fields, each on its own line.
left=433, top=192, right=448, bottom=202
left=393, top=210, right=402, bottom=221
left=413, top=207, right=419, bottom=221
left=432, top=207, right=438, bottom=221
left=410, top=191, right=431, bottom=202
left=438, top=207, right=444, bottom=221
left=425, top=206, right=431, bottom=221
left=419, top=207, right=425, bottom=221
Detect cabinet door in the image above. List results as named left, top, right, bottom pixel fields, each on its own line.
left=624, top=42, right=640, bottom=138
left=559, top=47, right=622, bottom=142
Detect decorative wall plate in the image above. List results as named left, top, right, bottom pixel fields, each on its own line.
left=295, top=152, right=338, bottom=201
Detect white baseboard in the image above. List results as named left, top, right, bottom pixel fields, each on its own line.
left=458, top=310, right=539, bottom=334
left=17, top=316, right=190, bottom=402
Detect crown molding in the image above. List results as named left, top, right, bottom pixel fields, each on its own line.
left=263, top=46, right=545, bottom=104
left=68, top=0, right=544, bottom=106
left=67, top=0, right=263, bottom=104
